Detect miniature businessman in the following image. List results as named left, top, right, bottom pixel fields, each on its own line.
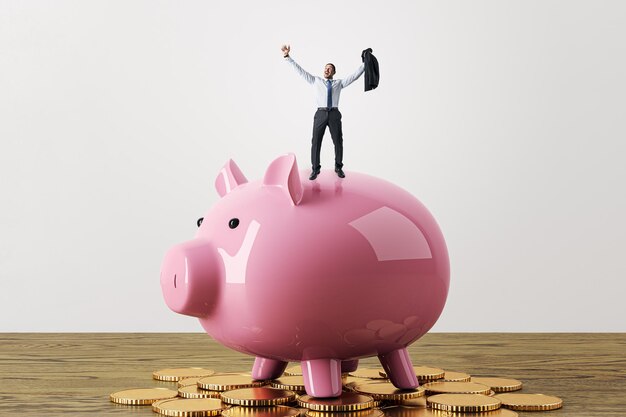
left=282, top=45, right=364, bottom=180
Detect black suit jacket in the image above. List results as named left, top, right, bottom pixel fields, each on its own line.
left=361, top=48, right=379, bottom=91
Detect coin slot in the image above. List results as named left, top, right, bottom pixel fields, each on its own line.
left=174, top=274, right=177, bottom=288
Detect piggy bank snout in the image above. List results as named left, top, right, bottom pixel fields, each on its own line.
left=160, top=240, right=218, bottom=318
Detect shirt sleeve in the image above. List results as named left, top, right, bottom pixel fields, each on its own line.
left=341, top=63, right=365, bottom=88
left=285, top=57, right=315, bottom=85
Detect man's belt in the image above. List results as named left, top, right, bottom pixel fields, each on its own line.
left=317, top=107, right=338, bottom=111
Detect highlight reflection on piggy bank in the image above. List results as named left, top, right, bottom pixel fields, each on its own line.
left=161, top=154, right=449, bottom=398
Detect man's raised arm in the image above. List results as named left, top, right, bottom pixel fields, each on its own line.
left=282, top=44, right=315, bottom=85
left=341, top=62, right=365, bottom=88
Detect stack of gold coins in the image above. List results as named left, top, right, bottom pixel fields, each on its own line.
left=271, top=375, right=307, bottom=393
left=441, top=371, right=471, bottom=382
left=152, top=397, right=226, bottom=416
left=197, top=373, right=269, bottom=391
left=353, top=381, right=425, bottom=402
left=221, top=387, right=297, bottom=407
left=153, top=368, right=216, bottom=382
left=308, top=409, right=385, bottom=417
left=178, top=384, right=222, bottom=399
left=110, top=363, right=563, bottom=417
left=494, top=393, right=563, bottom=411
left=422, top=381, right=492, bottom=395
left=298, top=392, right=375, bottom=412
left=178, top=377, right=206, bottom=388
left=223, top=405, right=303, bottom=417
left=412, top=366, right=445, bottom=383
left=471, top=377, right=523, bottom=393
left=426, top=393, right=502, bottom=412
left=109, top=387, right=178, bottom=405
left=397, top=397, right=427, bottom=408
left=382, top=405, right=519, bottom=416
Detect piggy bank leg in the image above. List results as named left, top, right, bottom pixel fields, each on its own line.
left=341, top=359, right=359, bottom=373
left=252, top=357, right=288, bottom=380
left=301, top=358, right=343, bottom=397
left=378, top=348, right=419, bottom=389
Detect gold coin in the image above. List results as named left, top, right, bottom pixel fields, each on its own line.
left=441, top=371, right=471, bottom=382
left=379, top=405, right=428, bottom=417
left=307, top=408, right=385, bottom=417
left=422, top=381, right=491, bottom=395
left=298, top=391, right=375, bottom=411
left=427, top=393, right=502, bottom=412
left=494, top=393, right=563, bottom=411
left=353, top=381, right=425, bottom=401
left=379, top=406, right=428, bottom=417
left=152, top=398, right=226, bottom=416
left=349, top=368, right=388, bottom=379
left=223, top=406, right=303, bottom=417
left=109, top=387, right=178, bottom=405
left=379, top=406, right=439, bottom=417
left=412, top=366, right=445, bottom=382
left=197, top=373, right=268, bottom=391
left=179, top=377, right=205, bottom=388
left=380, top=406, right=519, bottom=417
left=343, top=376, right=366, bottom=391
left=272, top=375, right=306, bottom=392
left=178, top=385, right=222, bottom=399
left=284, top=366, right=302, bottom=376
left=153, top=368, right=216, bottom=382
left=470, top=377, right=523, bottom=393
left=397, top=397, right=427, bottom=408
left=220, top=387, right=297, bottom=407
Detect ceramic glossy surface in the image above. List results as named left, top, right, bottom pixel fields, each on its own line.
left=161, top=153, right=450, bottom=397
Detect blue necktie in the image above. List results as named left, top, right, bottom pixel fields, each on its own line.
left=326, top=79, right=332, bottom=108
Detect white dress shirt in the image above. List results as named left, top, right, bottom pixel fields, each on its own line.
left=285, top=56, right=365, bottom=108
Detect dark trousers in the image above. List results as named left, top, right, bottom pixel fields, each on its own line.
left=311, top=108, right=343, bottom=171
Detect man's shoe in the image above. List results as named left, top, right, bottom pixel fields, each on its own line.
left=335, top=168, right=345, bottom=178
left=309, top=170, right=320, bottom=180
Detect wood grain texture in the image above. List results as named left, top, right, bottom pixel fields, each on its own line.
left=0, top=333, right=623, bottom=416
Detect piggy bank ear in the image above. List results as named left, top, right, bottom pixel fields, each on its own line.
left=215, top=159, right=248, bottom=197
left=263, top=153, right=303, bottom=205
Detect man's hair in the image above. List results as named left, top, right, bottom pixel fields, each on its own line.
left=326, top=63, right=336, bottom=73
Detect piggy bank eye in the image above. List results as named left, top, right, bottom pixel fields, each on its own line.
left=229, top=218, right=240, bottom=229
left=197, top=218, right=204, bottom=227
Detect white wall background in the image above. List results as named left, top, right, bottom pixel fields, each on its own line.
left=1, top=1, right=625, bottom=332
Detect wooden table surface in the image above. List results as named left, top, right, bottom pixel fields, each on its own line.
left=0, top=333, right=623, bottom=416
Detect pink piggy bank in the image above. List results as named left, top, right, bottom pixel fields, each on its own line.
left=161, top=154, right=449, bottom=397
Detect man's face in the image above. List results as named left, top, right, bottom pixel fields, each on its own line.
left=324, top=64, right=335, bottom=79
